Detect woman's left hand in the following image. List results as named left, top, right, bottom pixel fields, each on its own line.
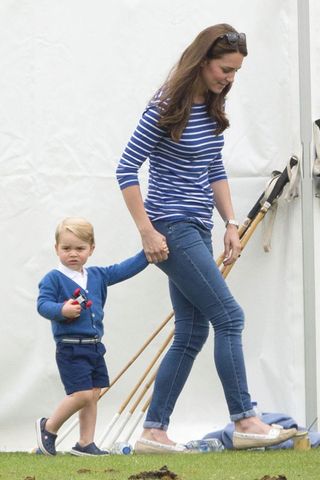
left=223, top=225, right=242, bottom=265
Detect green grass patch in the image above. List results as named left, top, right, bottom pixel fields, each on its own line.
left=0, top=450, right=318, bottom=480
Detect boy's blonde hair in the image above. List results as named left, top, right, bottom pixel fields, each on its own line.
left=55, top=217, right=95, bottom=245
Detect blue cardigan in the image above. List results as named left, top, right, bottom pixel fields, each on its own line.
left=37, top=251, right=148, bottom=343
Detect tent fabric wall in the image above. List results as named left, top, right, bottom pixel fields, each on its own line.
left=310, top=0, right=320, bottom=433
left=0, top=0, right=319, bottom=451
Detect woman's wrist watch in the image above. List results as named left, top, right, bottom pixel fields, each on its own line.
left=225, top=219, right=239, bottom=228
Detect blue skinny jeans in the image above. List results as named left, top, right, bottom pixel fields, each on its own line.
left=144, top=219, right=255, bottom=431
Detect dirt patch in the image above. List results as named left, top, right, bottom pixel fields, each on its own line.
left=128, top=465, right=179, bottom=479
left=259, top=476, right=287, bottom=480
left=76, top=467, right=118, bottom=475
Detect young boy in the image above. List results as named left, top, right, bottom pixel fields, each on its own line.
left=36, top=217, right=149, bottom=456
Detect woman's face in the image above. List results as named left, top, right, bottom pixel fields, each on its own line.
left=200, top=51, right=244, bottom=95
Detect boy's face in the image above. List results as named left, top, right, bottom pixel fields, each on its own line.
left=55, top=231, right=94, bottom=272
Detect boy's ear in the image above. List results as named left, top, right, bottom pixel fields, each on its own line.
left=54, top=244, right=58, bottom=255
left=90, top=244, right=95, bottom=255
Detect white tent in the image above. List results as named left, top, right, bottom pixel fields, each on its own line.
left=0, top=0, right=319, bottom=451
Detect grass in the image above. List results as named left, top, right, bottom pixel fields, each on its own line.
left=0, top=450, right=318, bottom=480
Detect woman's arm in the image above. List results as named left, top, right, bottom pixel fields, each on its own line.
left=121, top=185, right=169, bottom=264
left=116, top=105, right=170, bottom=263
left=211, top=179, right=241, bottom=265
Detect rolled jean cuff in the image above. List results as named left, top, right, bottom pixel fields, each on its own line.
left=143, top=420, right=168, bottom=431
left=230, top=408, right=256, bottom=422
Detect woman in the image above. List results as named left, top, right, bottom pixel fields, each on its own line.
left=116, top=24, right=296, bottom=452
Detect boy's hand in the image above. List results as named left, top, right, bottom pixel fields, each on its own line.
left=62, top=298, right=82, bottom=320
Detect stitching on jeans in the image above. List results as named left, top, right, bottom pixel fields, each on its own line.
left=180, top=248, right=247, bottom=416
left=227, top=327, right=246, bottom=415
left=159, top=305, right=197, bottom=427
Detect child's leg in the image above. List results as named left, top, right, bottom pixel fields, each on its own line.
left=45, top=389, right=95, bottom=435
left=78, top=388, right=101, bottom=446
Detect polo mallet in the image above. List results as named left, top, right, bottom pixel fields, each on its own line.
left=97, top=329, right=174, bottom=448
left=215, top=165, right=291, bottom=267
left=98, top=312, right=174, bottom=401
left=221, top=155, right=298, bottom=278
left=215, top=188, right=268, bottom=268
left=101, top=370, right=158, bottom=449
left=121, top=396, right=152, bottom=444
left=55, top=312, right=173, bottom=447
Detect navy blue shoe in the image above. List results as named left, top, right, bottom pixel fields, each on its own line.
left=71, top=442, right=109, bottom=456
left=36, top=418, right=57, bottom=456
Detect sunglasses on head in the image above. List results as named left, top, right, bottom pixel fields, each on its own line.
left=217, top=32, right=246, bottom=46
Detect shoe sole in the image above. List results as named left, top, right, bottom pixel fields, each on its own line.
left=70, top=449, right=109, bottom=456
left=35, top=418, right=55, bottom=456
left=134, top=440, right=188, bottom=454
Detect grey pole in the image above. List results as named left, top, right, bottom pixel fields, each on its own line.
left=297, top=0, right=318, bottom=430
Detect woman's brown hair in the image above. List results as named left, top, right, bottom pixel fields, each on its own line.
left=154, top=24, right=248, bottom=141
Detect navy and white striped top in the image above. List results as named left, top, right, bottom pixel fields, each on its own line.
left=116, top=103, right=227, bottom=230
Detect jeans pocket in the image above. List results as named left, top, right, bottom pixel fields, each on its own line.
left=166, top=221, right=200, bottom=248
left=165, top=220, right=191, bottom=235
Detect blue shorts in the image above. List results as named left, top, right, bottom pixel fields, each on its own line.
left=56, top=342, right=109, bottom=395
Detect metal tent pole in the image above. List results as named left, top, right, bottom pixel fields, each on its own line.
left=297, top=0, right=318, bottom=430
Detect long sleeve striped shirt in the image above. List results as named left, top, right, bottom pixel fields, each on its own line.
left=116, top=103, right=227, bottom=230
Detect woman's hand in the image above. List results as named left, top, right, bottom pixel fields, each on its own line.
left=223, top=225, right=242, bottom=265
left=120, top=185, right=169, bottom=263
left=141, top=227, right=169, bottom=264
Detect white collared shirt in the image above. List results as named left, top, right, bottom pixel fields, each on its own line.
left=57, top=263, right=88, bottom=290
